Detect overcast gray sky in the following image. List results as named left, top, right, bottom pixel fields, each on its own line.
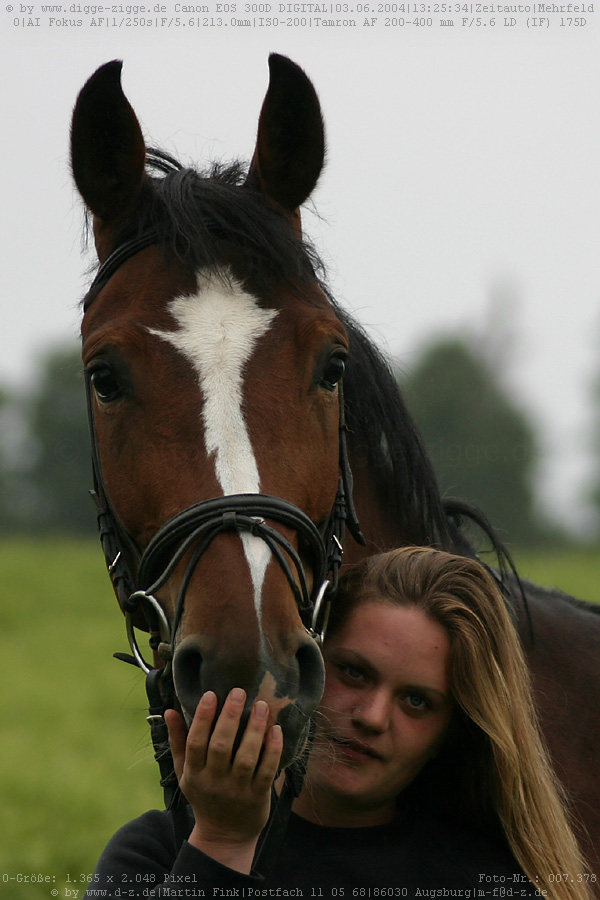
left=1, top=21, right=599, bottom=533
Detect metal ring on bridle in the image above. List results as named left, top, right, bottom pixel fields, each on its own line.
left=126, top=591, right=172, bottom=674
left=309, top=579, right=332, bottom=645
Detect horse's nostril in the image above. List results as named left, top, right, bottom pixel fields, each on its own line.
left=296, top=635, right=325, bottom=713
left=173, top=636, right=204, bottom=722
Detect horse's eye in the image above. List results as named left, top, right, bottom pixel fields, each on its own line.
left=321, top=353, right=346, bottom=391
left=89, top=365, right=122, bottom=402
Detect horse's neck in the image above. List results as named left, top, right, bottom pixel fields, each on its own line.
left=343, top=447, right=468, bottom=564
left=343, top=450, right=407, bottom=566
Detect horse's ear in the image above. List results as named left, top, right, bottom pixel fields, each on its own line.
left=246, top=54, right=325, bottom=216
left=71, top=60, right=146, bottom=225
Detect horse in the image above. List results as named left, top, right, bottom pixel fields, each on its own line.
left=70, top=55, right=600, bottom=875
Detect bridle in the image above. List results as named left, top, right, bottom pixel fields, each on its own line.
left=83, top=229, right=365, bottom=869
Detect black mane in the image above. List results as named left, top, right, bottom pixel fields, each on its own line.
left=101, top=149, right=325, bottom=294
left=333, top=303, right=457, bottom=551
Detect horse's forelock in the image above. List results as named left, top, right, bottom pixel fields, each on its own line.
left=93, top=148, right=327, bottom=296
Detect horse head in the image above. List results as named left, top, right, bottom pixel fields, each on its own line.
left=71, top=55, right=356, bottom=767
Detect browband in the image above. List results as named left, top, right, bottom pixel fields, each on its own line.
left=83, top=230, right=163, bottom=310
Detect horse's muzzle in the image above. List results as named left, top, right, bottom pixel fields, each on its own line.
left=172, top=629, right=325, bottom=767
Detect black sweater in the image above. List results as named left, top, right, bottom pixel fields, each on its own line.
left=85, top=794, right=541, bottom=899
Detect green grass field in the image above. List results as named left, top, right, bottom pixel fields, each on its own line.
left=2, top=540, right=159, bottom=900
left=513, top=546, right=600, bottom=604
left=2, top=538, right=599, bottom=899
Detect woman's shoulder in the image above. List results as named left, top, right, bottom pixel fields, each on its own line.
left=411, top=808, right=523, bottom=880
left=97, top=809, right=179, bottom=869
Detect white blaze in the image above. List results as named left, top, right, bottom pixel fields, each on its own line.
left=148, top=271, right=278, bottom=634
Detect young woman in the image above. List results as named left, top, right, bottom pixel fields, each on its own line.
left=87, top=548, right=592, bottom=899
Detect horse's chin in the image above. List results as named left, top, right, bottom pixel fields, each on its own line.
left=277, top=703, right=313, bottom=770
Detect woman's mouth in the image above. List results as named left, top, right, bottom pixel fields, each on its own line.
left=331, top=736, right=382, bottom=763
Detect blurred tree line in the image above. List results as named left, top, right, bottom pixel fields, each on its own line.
left=398, top=337, right=555, bottom=548
left=0, top=334, right=592, bottom=546
left=0, top=345, right=94, bottom=536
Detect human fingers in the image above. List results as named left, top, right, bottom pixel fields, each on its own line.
left=230, top=700, right=272, bottom=780
left=179, top=691, right=219, bottom=771
left=253, top=723, right=284, bottom=793
left=204, top=687, right=247, bottom=775
left=165, top=708, right=188, bottom=782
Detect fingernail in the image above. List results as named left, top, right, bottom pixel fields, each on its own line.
left=230, top=687, right=245, bottom=704
left=200, top=691, right=216, bottom=707
left=254, top=700, right=268, bottom=719
left=272, top=724, right=283, bottom=740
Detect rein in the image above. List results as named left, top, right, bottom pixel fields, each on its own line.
left=83, top=231, right=365, bottom=873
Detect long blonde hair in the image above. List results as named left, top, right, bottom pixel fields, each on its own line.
left=331, top=546, right=591, bottom=900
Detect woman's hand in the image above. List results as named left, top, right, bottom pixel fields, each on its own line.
left=165, top=688, right=283, bottom=874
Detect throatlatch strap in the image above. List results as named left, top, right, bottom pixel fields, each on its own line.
left=145, top=670, right=179, bottom=805
left=144, top=668, right=194, bottom=849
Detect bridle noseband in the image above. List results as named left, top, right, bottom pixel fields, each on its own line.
left=83, top=231, right=365, bottom=868
left=121, top=490, right=344, bottom=676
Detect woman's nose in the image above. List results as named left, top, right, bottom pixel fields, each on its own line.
left=351, top=690, right=391, bottom=733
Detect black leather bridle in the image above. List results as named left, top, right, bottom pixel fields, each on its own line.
left=83, top=230, right=365, bottom=870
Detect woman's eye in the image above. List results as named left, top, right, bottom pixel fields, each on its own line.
left=339, top=664, right=365, bottom=682
left=320, top=353, right=346, bottom=391
left=89, top=366, right=122, bottom=402
left=405, top=693, right=429, bottom=711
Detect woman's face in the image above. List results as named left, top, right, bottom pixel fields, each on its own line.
left=299, top=600, right=453, bottom=826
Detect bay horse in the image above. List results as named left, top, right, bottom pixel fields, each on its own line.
left=71, top=55, right=600, bottom=875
